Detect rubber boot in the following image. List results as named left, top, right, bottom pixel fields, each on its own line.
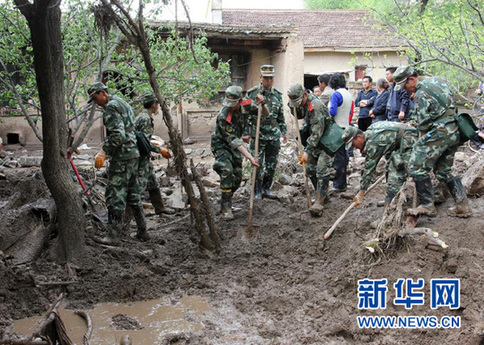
left=407, top=176, right=437, bottom=217
left=262, top=176, right=277, bottom=199
left=132, top=204, right=150, bottom=241
left=379, top=190, right=397, bottom=207
left=310, top=178, right=329, bottom=217
left=99, top=209, right=123, bottom=246
left=221, top=191, right=234, bottom=221
left=148, top=188, right=175, bottom=215
left=446, top=177, right=472, bottom=218
left=254, top=179, right=262, bottom=200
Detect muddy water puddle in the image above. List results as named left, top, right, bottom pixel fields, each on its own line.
left=12, top=296, right=211, bottom=344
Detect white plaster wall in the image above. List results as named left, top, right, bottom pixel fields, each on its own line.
left=304, top=50, right=407, bottom=81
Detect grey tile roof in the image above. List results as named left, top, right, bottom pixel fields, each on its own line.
left=222, top=9, right=404, bottom=50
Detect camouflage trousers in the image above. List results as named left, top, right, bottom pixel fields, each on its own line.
left=251, top=138, right=280, bottom=181
left=213, top=149, right=242, bottom=192
left=138, top=156, right=158, bottom=192
left=386, top=132, right=417, bottom=197
left=306, top=149, right=334, bottom=180
left=106, top=157, right=142, bottom=211
left=409, top=122, right=460, bottom=182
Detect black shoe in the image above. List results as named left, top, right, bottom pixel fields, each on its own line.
left=262, top=176, right=277, bottom=199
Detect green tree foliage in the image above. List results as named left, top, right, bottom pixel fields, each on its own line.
left=0, top=0, right=230, bottom=144
left=305, top=0, right=483, bottom=97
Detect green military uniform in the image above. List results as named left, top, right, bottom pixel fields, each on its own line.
left=211, top=106, right=248, bottom=192
left=245, top=65, right=287, bottom=198
left=102, top=95, right=142, bottom=211
left=135, top=109, right=160, bottom=191
left=288, top=83, right=333, bottom=216
left=393, top=66, right=471, bottom=218
left=88, top=82, right=148, bottom=244
left=348, top=122, right=418, bottom=204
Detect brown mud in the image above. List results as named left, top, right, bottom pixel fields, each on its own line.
left=0, top=145, right=484, bottom=344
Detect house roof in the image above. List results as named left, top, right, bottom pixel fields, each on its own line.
left=149, top=20, right=297, bottom=40
left=222, top=9, right=403, bottom=51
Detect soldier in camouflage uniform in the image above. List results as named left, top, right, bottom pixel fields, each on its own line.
left=394, top=66, right=472, bottom=218
left=135, top=93, right=175, bottom=216
left=211, top=86, right=265, bottom=220
left=245, top=65, right=287, bottom=199
left=342, top=122, right=418, bottom=207
left=288, top=84, right=334, bottom=217
left=89, top=82, right=149, bottom=245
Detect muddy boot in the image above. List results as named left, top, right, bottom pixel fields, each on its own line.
left=379, top=190, right=397, bottom=207
left=148, top=188, right=175, bottom=215
left=262, top=176, right=277, bottom=199
left=310, top=178, right=329, bottom=217
left=99, top=209, right=123, bottom=246
left=221, top=191, right=234, bottom=221
left=132, top=204, right=150, bottom=241
left=407, top=176, right=437, bottom=217
left=254, top=179, right=262, bottom=200
left=446, top=177, right=472, bottom=218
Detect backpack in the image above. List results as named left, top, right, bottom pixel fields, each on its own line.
left=135, top=130, right=152, bottom=157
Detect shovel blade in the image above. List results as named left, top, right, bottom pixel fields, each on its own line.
left=240, top=224, right=259, bottom=239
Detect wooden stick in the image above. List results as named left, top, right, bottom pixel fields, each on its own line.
left=292, top=107, right=312, bottom=208
left=324, top=174, right=385, bottom=240
left=74, top=310, right=92, bottom=345
left=248, top=105, right=262, bottom=226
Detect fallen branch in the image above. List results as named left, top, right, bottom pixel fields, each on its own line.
left=398, top=227, right=448, bottom=249
left=324, top=175, right=385, bottom=240
left=74, top=310, right=92, bottom=345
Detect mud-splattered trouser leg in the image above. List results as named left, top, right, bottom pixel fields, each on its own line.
left=387, top=132, right=417, bottom=197
left=137, top=156, right=154, bottom=194
left=306, top=150, right=334, bottom=180
left=251, top=138, right=280, bottom=181
left=106, top=157, right=142, bottom=211
left=409, top=123, right=460, bottom=182
left=213, top=149, right=242, bottom=192
left=261, top=138, right=281, bottom=180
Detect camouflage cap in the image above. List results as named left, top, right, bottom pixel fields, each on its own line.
left=223, top=86, right=243, bottom=107
left=393, top=65, right=414, bottom=91
left=87, top=82, right=107, bottom=103
left=142, top=93, right=157, bottom=105
left=260, top=65, right=275, bottom=77
left=341, top=126, right=359, bottom=150
left=287, top=83, right=305, bottom=107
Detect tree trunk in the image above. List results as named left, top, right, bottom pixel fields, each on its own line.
left=14, top=0, right=85, bottom=263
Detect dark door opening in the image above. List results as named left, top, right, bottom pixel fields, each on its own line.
left=7, top=133, right=20, bottom=145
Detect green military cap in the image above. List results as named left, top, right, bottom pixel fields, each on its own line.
left=394, top=65, right=414, bottom=91
left=87, top=82, right=107, bottom=102
left=223, top=85, right=243, bottom=107
left=141, top=93, right=157, bottom=106
left=260, top=64, right=275, bottom=77
left=287, top=83, right=305, bottom=107
left=341, top=126, right=359, bottom=150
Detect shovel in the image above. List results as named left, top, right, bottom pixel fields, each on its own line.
left=244, top=104, right=262, bottom=239
left=293, top=107, right=312, bottom=208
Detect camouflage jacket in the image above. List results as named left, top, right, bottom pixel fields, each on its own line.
left=135, top=110, right=159, bottom=153
left=211, top=105, right=250, bottom=158
left=414, top=77, right=456, bottom=133
left=102, top=95, right=139, bottom=161
left=360, top=122, right=418, bottom=191
left=245, top=84, right=286, bottom=140
left=290, top=93, right=332, bottom=157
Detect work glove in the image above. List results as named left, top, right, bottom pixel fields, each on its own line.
left=299, top=152, right=308, bottom=164
left=160, top=147, right=171, bottom=159
left=94, top=150, right=106, bottom=169
left=353, top=191, right=365, bottom=207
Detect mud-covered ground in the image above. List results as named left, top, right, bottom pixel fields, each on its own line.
left=1, top=143, right=484, bottom=344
